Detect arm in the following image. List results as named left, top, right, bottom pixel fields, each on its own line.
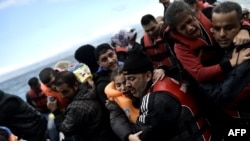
left=174, top=43, right=228, bottom=82
left=233, top=24, right=250, bottom=45
left=106, top=101, right=134, bottom=141
left=200, top=49, right=250, bottom=108
left=138, top=93, right=181, bottom=141
left=53, top=102, right=86, bottom=136
left=96, top=81, right=109, bottom=106
left=0, top=97, right=21, bottom=120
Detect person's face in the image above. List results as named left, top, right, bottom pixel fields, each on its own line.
left=114, top=74, right=129, bottom=95
left=55, top=83, right=78, bottom=101
left=159, top=0, right=171, bottom=9
left=31, top=83, right=41, bottom=92
left=243, top=11, right=249, bottom=21
left=176, top=14, right=201, bottom=38
left=44, top=75, right=57, bottom=91
left=97, top=49, right=118, bottom=71
left=124, top=71, right=152, bottom=98
left=212, top=11, right=241, bottom=48
left=143, top=20, right=160, bottom=39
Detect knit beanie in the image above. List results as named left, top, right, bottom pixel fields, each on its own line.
left=123, top=50, right=154, bottom=74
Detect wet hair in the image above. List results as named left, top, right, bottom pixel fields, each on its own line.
left=94, top=43, right=113, bottom=61
left=28, top=77, right=39, bottom=87
left=74, top=44, right=99, bottom=73
left=53, top=71, right=78, bottom=88
left=39, top=67, right=57, bottom=84
left=212, top=1, right=243, bottom=21
left=141, top=14, right=157, bottom=26
left=165, top=1, right=195, bottom=31
left=110, top=66, right=124, bottom=81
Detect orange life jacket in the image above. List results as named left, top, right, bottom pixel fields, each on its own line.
left=104, top=81, right=139, bottom=124
left=143, top=33, right=173, bottom=68
left=41, top=83, right=68, bottom=110
left=27, top=89, right=49, bottom=113
left=151, top=77, right=211, bottom=141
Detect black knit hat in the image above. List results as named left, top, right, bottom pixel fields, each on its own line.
left=123, top=50, right=154, bottom=74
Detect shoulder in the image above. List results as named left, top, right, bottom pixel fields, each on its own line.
left=94, top=72, right=110, bottom=86
left=144, top=92, right=181, bottom=109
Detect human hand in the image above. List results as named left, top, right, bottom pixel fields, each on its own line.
left=234, top=29, right=250, bottom=45
left=230, top=48, right=250, bottom=67
left=47, top=98, right=58, bottom=112
left=153, top=68, right=165, bottom=83
left=128, top=131, right=143, bottom=141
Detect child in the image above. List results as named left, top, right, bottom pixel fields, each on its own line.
left=104, top=66, right=139, bottom=124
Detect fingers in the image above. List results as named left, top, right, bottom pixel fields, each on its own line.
left=234, top=29, right=250, bottom=45
left=135, top=131, right=143, bottom=135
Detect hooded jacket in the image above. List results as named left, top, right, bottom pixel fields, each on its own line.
left=0, top=90, right=47, bottom=141
left=53, top=84, right=118, bottom=141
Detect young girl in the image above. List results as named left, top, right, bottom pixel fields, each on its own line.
left=105, top=66, right=139, bottom=124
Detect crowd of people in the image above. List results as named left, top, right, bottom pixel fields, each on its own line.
left=1, top=0, right=250, bottom=141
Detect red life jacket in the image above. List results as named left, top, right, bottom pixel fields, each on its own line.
left=115, top=46, right=128, bottom=53
left=143, top=33, right=173, bottom=68
left=27, top=89, right=49, bottom=113
left=225, top=84, right=250, bottom=118
left=169, top=11, right=214, bottom=51
left=167, top=11, right=222, bottom=66
left=152, top=77, right=211, bottom=141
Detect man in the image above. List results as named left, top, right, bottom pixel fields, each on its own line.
left=208, top=1, right=250, bottom=140
left=48, top=71, right=119, bottom=141
left=242, top=8, right=250, bottom=24
left=140, top=14, right=178, bottom=82
left=121, top=51, right=211, bottom=141
left=165, top=0, right=250, bottom=83
left=0, top=90, right=47, bottom=141
left=39, top=67, right=68, bottom=110
left=39, top=67, right=68, bottom=141
left=159, top=0, right=171, bottom=17
left=140, top=14, right=174, bottom=69
left=26, top=77, right=49, bottom=114
left=165, top=1, right=250, bottom=140
left=111, top=27, right=139, bottom=62
left=94, top=43, right=123, bottom=106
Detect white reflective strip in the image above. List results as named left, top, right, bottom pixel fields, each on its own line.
left=139, top=94, right=150, bottom=123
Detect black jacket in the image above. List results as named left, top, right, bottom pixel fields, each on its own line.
left=109, top=89, right=209, bottom=141
left=53, top=84, right=118, bottom=141
left=94, top=69, right=111, bottom=106
left=0, top=90, right=47, bottom=141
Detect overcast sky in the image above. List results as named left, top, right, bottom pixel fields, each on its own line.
left=0, top=0, right=163, bottom=77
